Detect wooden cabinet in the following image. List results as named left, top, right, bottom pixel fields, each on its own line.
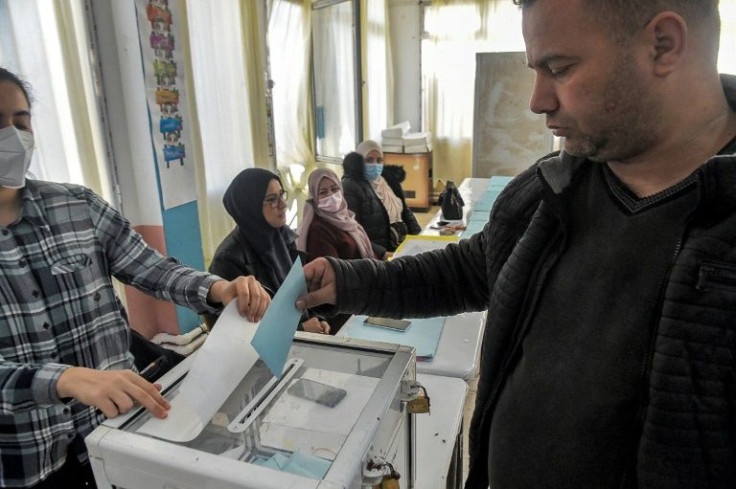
left=383, top=152, right=432, bottom=211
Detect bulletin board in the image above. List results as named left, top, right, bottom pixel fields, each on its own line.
left=471, top=52, right=553, bottom=178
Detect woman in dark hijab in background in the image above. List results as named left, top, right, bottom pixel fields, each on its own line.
left=209, top=168, right=329, bottom=334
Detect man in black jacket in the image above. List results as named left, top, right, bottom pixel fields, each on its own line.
left=297, top=0, right=736, bottom=488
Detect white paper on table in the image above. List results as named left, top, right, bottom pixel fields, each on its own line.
left=259, top=368, right=379, bottom=459
left=137, top=300, right=260, bottom=442
left=393, top=236, right=458, bottom=258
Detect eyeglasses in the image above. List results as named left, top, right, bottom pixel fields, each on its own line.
left=263, top=190, right=288, bottom=208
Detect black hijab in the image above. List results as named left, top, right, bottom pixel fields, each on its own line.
left=222, top=168, right=294, bottom=289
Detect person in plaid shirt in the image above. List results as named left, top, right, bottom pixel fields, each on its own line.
left=0, top=68, right=272, bottom=488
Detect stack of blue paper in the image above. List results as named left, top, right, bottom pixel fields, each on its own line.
left=460, top=176, right=512, bottom=239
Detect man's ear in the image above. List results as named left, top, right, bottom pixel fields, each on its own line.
left=644, top=11, right=687, bottom=76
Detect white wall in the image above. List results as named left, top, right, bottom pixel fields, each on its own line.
left=388, top=0, right=421, bottom=132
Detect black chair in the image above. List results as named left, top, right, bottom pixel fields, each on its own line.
left=129, top=329, right=184, bottom=382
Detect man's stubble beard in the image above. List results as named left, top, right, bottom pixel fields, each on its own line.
left=564, top=52, right=663, bottom=164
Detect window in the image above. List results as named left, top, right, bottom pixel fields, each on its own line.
left=312, top=0, right=362, bottom=163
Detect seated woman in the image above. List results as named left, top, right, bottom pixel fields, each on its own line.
left=342, top=140, right=421, bottom=258
left=296, top=168, right=377, bottom=261
left=209, top=168, right=329, bottom=334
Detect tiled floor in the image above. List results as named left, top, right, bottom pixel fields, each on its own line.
left=413, top=207, right=478, bottom=482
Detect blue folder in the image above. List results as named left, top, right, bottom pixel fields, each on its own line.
left=340, top=315, right=445, bottom=359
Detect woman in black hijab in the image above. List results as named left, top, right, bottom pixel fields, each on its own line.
left=209, top=168, right=329, bottom=333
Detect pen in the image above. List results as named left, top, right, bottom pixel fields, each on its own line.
left=139, top=355, right=168, bottom=382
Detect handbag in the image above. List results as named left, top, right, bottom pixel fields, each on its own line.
left=438, top=180, right=464, bottom=220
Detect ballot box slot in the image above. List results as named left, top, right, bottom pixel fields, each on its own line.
left=227, top=357, right=303, bottom=433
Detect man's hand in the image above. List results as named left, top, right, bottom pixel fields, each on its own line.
left=296, top=257, right=337, bottom=312
left=56, top=367, right=170, bottom=419
left=208, top=276, right=271, bottom=322
left=301, top=317, right=330, bottom=334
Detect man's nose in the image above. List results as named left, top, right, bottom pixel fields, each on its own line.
left=529, top=74, right=558, bottom=115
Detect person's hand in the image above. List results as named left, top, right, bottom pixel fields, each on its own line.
left=383, top=251, right=393, bottom=260
left=296, top=257, right=336, bottom=311
left=208, top=276, right=271, bottom=322
left=301, top=317, right=330, bottom=334
left=56, top=367, right=170, bottom=419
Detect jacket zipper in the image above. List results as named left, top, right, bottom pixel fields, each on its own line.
left=629, top=201, right=698, bottom=486
left=696, top=261, right=736, bottom=290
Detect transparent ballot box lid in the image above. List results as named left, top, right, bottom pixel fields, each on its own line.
left=108, top=336, right=413, bottom=484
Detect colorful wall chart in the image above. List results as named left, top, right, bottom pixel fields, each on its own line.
left=137, top=0, right=197, bottom=209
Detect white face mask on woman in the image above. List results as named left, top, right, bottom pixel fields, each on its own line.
left=317, top=190, right=344, bottom=213
left=0, top=126, right=34, bottom=189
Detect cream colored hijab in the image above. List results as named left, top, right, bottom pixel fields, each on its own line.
left=355, top=140, right=404, bottom=223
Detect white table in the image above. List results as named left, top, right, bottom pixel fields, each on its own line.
left=335, top=294, right=486, bottom=381
left=415, top=373, right=468, bottom=489
left=416, top=311, right=485, bottom=380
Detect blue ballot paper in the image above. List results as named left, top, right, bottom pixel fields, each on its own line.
left=472, top=175, right=513, bottom=212
left=251, top=257, right=307, bottom=377
left=253, top=451, right=331, bottom=479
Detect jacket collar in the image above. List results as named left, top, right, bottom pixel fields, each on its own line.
left=536, top=149, right=736, bottom=218
left=536, top=150, right=586, bottom=196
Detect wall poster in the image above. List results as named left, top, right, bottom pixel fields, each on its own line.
left=136, top=0, right=197, bottom=209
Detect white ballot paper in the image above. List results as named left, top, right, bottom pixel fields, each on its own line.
left=137, top=300, right=259, bottom=442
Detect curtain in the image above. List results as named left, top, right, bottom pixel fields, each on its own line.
left=268, top=0, right=316, bottom=227
left=422, top=0, right=524, bottom=185
left=312, top=1, right=357, bottom=158
left=0, top=0, right=113, bottom=201
left=184, top=0, right=269, bottom=264
left=269, top=0, right=314, bottom=168
left=240, top=0, right=272, bottom=169
left=362, top=0, right=393, bottom=141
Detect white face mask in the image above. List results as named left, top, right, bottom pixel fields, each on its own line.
left=0, top=126, right=34, bottom=189
left=317, top=190, right=343, bottom=214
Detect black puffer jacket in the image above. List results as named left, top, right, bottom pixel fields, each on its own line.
left=209, top=227, right=302, bottom=295
left=324, top=138, right=736, bottom=488
left=341, top=152, right=421, bottom=256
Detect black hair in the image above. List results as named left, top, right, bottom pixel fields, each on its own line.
left=342, top=151, right=367, bottom=181
left=513, top=0, right=720, bottom=49
left=0, top=67, right=32, bottom=107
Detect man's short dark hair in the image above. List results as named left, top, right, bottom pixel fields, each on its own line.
left=0, top=67, right=32, bottom=107
left=514, top=0, right=720, bottom=48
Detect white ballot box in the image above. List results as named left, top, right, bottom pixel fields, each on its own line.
left=86, top=334, right=420, bottom=489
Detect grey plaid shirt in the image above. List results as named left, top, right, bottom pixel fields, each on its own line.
left=0, top=180, right=219, bottom=487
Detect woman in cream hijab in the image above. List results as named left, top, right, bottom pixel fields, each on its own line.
left=340, top=140, right=421, bottom=257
